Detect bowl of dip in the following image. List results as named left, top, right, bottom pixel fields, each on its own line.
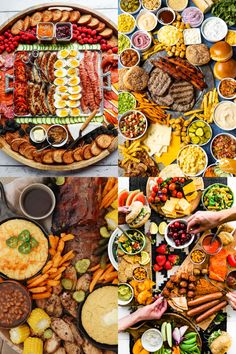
left=47, top=124, right=68, bottom=147
left=213, top=101, right=236, bottom=131
left=201, top=234, right=222, bottom=255
left=118, top=13, right=136, bottom=35
left=182, top=7, right=204, bottom=28
left=136, top=10, right=158, bottom=32
left=210, top=133, right=236, bottom=161
left=118, top=283, right=134, bottom=306
left=30, top=126, right=47, bottom=144
left=131, top=30, right=152, bottom=51
left=142, top=0, right=161, bottom=13
left=119, top=0, right=141, bottom=15
left=218, top=78, right=236, bottom=100
left=141, top=329, right=163, bottom=352
left=177, top=144, right=208, bottom=177
left=201, top=17, right=228, bottom=43
left=167, top=0, right=188, bottom=12
left=158, top=25, right=180, bottom=46
left=119, top=48, right=140, bottom=68
left=118, top=34, right=131, bottom=54
left=157, top=7, right=176, bottom=25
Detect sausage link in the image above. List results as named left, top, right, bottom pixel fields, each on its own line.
left=188, top=292, right=223, bottom=307
left=187, top=299, right=221, bottom=317
left=196, top=301, right=227, bottom=323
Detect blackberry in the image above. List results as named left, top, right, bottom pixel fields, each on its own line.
left=19, top=129, right=26, bottom=137
left=107, top=124, right=115, bottom=130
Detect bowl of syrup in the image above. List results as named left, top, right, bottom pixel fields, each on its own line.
left=19, top=183, right=56, bottom=220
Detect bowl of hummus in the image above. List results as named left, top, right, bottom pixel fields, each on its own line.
left=0, top=218, right=48, bottom=280
left=79, top=285, right=118, bottom=350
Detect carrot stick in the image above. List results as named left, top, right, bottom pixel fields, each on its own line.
left=100, top=264, right=114, bottom=280
left=32, top=292, right=52, bottom=300
left=89, top=269, right=104, bottom=293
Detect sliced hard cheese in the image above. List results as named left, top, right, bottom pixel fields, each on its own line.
left=192, top=0, right=213, bottom=13
left=178, top=198, right=191, bottom=212
left=143, top=123, right=172, bottom=156
left=155, top=135, right=181, bottom=166
left=186, top=191, right=198, bottom=202
left=161, top=199, right=178, bottom=213
left=183, top=181, right=196, bottom=196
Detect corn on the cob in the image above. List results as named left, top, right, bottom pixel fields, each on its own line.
left=23, top=337, right=43, bottom=354
left=27, top=308, right=51, bottom=335
left=9, top=325, right=30, bottom=344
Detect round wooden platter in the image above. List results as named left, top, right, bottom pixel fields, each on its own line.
left=0, top=3, right=118, bottom=171
left=146, top=177, right=204, bottom=217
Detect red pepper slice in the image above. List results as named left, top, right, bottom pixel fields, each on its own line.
left=227, top=254, right=236, bottom=267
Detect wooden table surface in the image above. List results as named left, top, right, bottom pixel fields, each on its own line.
left=0, top=0, right=118, bottom=177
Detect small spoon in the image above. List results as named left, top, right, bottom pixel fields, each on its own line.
left=117, top=225, right=133, bottom=242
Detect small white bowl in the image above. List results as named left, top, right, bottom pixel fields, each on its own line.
left=213, top=101, right=236, bottom=131
left=136, top=10, right=158, bottom=32
left=118, top=283, right=134, bottom=306
left=30, top=126, right=47, bottom=143
left=182, top=7, right=204, bottom=28
left=201, top=17, right=228, bottom=43
left=187, top=120, right=212, bottom=147
left=108, top=228, right=120, bottom=271
left=177, top=144, right=208, bottom=177
left=156, top=7, right=176, bottom=25
left=119, top=33, right=131, bottom=53
left=217, top=78, right=236, bottom=100
left=119, top=13, right=136, bottom=35
left=203, top=163, right=233, bottom=177
left=166, top=0, right=188, bottom=12
left=141, top=329, right=163, bottom=351
left=131, top=30, right=152, bottom=52
left=142, top=0, right=161, bottom=13
left=165, top=219, right=195, bottom=250
left=210, top=133, right=236, bottom=161
left=119, top=0, right=142, bottom=15
left=119, top=48, right=140, bottom=68
left=119, top=110, right=148, bottom=141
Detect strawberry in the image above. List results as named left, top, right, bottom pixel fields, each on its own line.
left=156, top=255, right=166, bottom=266
left=156, top=244, right=169, bottom=255
left=168, top=254, right=179, bottom=265
left=153, top=264, right=163, bottom=272
left=164, top=260, right=173, bottom=270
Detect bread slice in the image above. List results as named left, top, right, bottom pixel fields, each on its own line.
left=11, top=139, right=28, bottom=152
left=53, top=149, right=65, bottom=164
left=11, top=19, right=24, bottom=35
left=78, top=14, right=92, bottom=25
left=73, top=148, right=83, bottom=161
left=19, top=142, right=31, bottom=156
left=99, top=28, right=113, bottom=39
left=23, top=16, right=30, bottom=31
left=33, top=150, right=43, bottom=163
left=95, top=134, right=112, bottom=149
left=96, top=22, right=106, bottom=33
left=69, top=10, right=81, bottom=22
left=62, top=150, right=74, bottom=164
left=90, top=141, right=102, bottom=156
left=88, top=17, right=100, bottom=29
left=22, top=146, right=36, bottom=160
left=61, top=11, right=70, bottom=22
left=42, top=10, right=53, bottom=22
left=42, top=150, right=54, bottom=164
left=52, top=10, right=62, bottom=22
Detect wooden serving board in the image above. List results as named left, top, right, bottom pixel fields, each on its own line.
left=0, top=2, right=117, bottom=171
left=146, top=177, right=204, bottom=218
left=168, top=228, right=236, bottom=330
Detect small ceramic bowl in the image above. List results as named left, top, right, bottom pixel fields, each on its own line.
left=118, top=283, right=134, bottom=306
left=119, top=0, right=142, bottom=15
left=136, top=10, right=158, bottom=31
left=217, top=78, right=236, bottom=100
left=142, top=0, right=161, bottom=13
left=156, top=7, right=176, bottom=25
left=119, top=48, right=140, bottom=68
left=131, top=30, right=152, bottom=52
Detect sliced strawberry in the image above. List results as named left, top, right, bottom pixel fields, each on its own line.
left=168, top=254, right=180, bottom=265
left=153, top=264, right=163, bottom=272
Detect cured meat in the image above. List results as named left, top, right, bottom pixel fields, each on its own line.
left=40, top=84, right=50, bottom=115
left=39, top=51, right=51, bottom=82
left=47, top=85, right=56, bottom=115
left=209, top=249, right=228, bottom=282
left=51, top=177, right=103, bottom=233
left=47, top=52, right=57, bottom=83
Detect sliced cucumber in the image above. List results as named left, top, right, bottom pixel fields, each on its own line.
left=73, top=290, right=86, bottom=303
left=46, top=117, right=51, bottom=124
left=75, top=259, right=90, bottom=274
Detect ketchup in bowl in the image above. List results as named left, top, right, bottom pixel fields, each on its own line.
left=202, top=234, right=222, bottom=255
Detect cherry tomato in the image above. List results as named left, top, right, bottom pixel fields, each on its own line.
left=155, top=196, right=161, bottom=203
left=177, top=191, right=183, bottom=199
left=148, top=196, right=154, bottom=204
left=169, top=183, right=176, bottom=191
left=152, top=185, right=159, bottom=193
left=172, top=190, right=177, bottom=197
left=161, top=188, right=168, bottom=194
left=161, top=195, right=167, bottom=202
left=172, top=177, right=178, bottom=182
left=157, top=177, right=163, bottom=184
left=179, top=178, right=185, bottom=183
left=151, top=191, right=156, bottom=198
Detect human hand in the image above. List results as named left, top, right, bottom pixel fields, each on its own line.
left=226, top=292, right=236, bottom=310
left=136, top=296, right=167, bottom=321
left=187, top=211, right=221, bottom=234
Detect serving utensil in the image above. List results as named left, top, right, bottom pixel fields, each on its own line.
left=117, top=225, right=134, bottom=242
left=66, top=109, right=97, bottom=151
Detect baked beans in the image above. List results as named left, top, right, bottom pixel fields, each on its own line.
left=0, top=282, right=31, bottom=328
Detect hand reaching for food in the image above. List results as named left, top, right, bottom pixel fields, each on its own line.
left=187, top=207, right=236, bottom=234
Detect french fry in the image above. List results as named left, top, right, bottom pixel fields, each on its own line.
left=42, top=261, right=53, bottom=274
left=27, top=273, right=42, bottom=285
left=59, top=250, right=74, bottom=265
left=88, top=264, right=100, bottom=272
left=28, top=286, right=47, bottom=293
left=52, top=273, right=63, bottom=281
left=100, top=182, right=118, bottom=209
left=47, top=267, right=58, bottom=274
left=49, top=235, right=59, bottom=249
left=61, top=234, right=74, bottom=242
left=27, top=274, right=49, bottom=288
left=47, top=280, right=60, bottom=287
left=102, top=177, right=116, bottom=198
left=53, top=252, right=62, bottom=267
left=103, top=271, right=118, bottom=281
left=112, top=278, right=119, bottom=284
left=99, top=264, right=114, bottom=280
left=50, top=266, right=66, bottom=278
left=32, top=292, right=52, bottom=300
left=49, top=248, right=56, bottom=257
left=57, top=239, right=65, bottom=253
left=89, top=269, right=104, bottom=293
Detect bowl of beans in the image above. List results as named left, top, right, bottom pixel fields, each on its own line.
left=119, top=48, right=140, bottom=68
left=0, top=281, right=32, bottom=328
left=210, top=133, right=236, bottom=161
left=119, top=110, right=148, bottom=140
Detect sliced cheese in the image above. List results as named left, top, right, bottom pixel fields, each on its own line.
left=155, top=134, right=181, bottom=166
left=186, top=191, right=198, bottom=202
left=183, top=181, right=196, bottom=196
left=178, top=198, right=191, bottom=212
left=143, top=123, right=172, bottom=156
left=161, top=199, right=178, bottom=213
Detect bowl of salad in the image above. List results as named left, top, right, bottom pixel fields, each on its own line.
left=118, top=229, right=146, bottom=255
left=202, top=183, right=234, bottom=211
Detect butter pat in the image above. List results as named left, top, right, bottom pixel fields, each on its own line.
left=192, top=0, right=214, bottom=13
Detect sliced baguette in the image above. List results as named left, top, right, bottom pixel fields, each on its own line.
left=78, top=14, right=92, bottom=25
left=62, top=150, right=74, bottom=164
left=30, top=12, right=43, bottom=27
left=33, top=150, right=43, bottom=163
left=23, top=16, right=31, bottom=31
left=42, top=150, right=54, bottom=164
left=96, top=22, right=106, bottom=33
left=19, top=142, right=31, bottom=156
left=69, top=10, right=81, bottom=22
left=42, top=10, right=53, bottom=22
left=52, top=9, right=62, bottom=22
left=99, top=28, right=113, bottom=39
left=61, top=11, right=70, bottom=22
left=95, top=134, right=112, bottom=149
left=11, top=19, right=24, bottom=35
left=83, top=144, right=93, bottom=160
left=88, top=17, right=100, bottom=29
left=73, top=148, right=83, bottom=161
left=22, top=146, right=36, bottom=160
left=11, top=139, right=28, bottom=152
left=90, top=142, right=102, bottom=156
left=53, top=149, right=65, bottom=164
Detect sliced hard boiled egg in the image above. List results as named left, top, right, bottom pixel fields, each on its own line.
left=55, top=68, right=67, bottom=78
left=58, top=49, right=70, bottom=60
left=67, top=67, right=78, bottom=77
left=67, top=100, right=80, bottom=108
left=54, top=77, right=68, bottom=86
left=69, top=93, right=82, bottom=101
left=68, top=77, right=80, bottom=86
left=54, top=59, right=67, bottom=69
left=56, top=108, right=70, bottom=117
left=70, top=107, right=81, bottom=117
left=69, top=49, right=79, bottom=57
left=54, top=99, right=67, bottom=109
left=56, top=85, right=68, bottom=94
left=68, top=58, right=80, bottom=68
left=68, top=86, right=81, bottom=94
